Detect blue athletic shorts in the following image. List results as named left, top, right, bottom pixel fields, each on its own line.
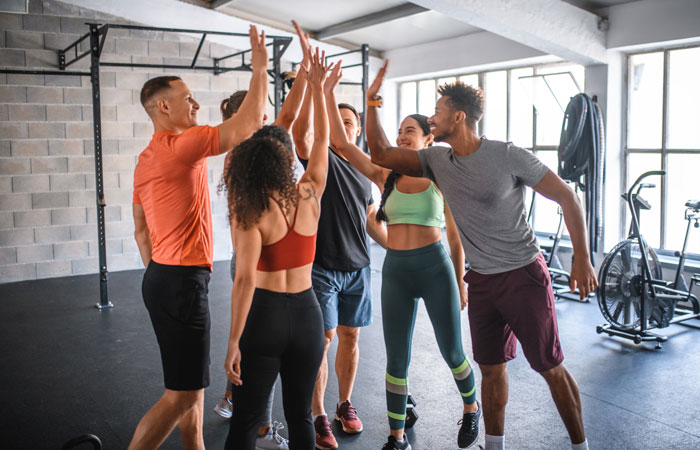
left=311, top=264, right=373, bottom=330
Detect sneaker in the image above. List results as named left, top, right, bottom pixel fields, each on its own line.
left=381, top=435, right=412, bottom=450
left=314, top=415, right=338, bottom=450
left=334, top=400, right=363, bottom=433
left=213, top=396, right=232, bottom=419
left=457, top=401, right=481, bottom=449
left=255, top=421, right=289, bottom=450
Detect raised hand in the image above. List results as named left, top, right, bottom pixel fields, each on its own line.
left=292, top=20, right=312, bottom=72
left=307, top=47, right=332, bottom=90
left=249, top=25, right=268, bottom=73
left=323, top=60, right=343, bottom=95
left=367, top=59, right=389, bottom=101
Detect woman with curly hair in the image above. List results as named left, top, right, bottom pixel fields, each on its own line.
left=212, top=24, right=311, bottom=450
left=322, top=66, right=480, bottom=450
left=223, top=49, right=332, bottom=450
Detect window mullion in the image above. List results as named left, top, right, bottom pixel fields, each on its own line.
left=660, top=49, right=670, bottom=249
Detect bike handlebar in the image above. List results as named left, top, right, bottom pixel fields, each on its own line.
left=628, top=170, right=666, bottom=201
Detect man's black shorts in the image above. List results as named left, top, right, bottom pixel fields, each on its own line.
left=143, top=260, right=211, bottom=391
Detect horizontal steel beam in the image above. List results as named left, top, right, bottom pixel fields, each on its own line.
left=315, top=3, right=428, bottom=40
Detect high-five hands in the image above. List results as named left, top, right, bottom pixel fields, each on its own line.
left=306, top=47, right=333, bottom=90
left=367, top=59, right=389, bottom=101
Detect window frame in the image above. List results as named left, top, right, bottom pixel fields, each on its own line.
left=624, top=44, right=700, bottom=259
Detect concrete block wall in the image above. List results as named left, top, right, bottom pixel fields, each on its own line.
left=0, top=0, right=363, bottom=284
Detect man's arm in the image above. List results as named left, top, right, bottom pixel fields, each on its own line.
left=272, top=20, right=312, bottom=132
left=366, top=204, right=387, bottom=249
left=324, top=65, right=387, bottom=188
left=444, top=204, right=467, bottom=310
left=132, top=203, right=152, bottom=267
left=292, top=76, right=314, bottom=161
left=532, top=170, right=598, bottom=299
left=365, top=60, right=423, bottom=176
left=217, top=25, right=268, bottom=154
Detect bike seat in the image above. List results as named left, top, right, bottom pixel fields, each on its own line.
left=685, top=200, right=700, bottom=211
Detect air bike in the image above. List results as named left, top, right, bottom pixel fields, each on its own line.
left=596, top=170, right=700, bottom=348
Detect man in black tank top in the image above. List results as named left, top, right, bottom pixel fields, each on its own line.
left=294, top=99, right=386, bottom=449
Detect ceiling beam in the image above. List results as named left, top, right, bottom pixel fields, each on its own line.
left=411, top=0, right=607, bottom=65
left=314, top=3, right=429, bottom=40
left=208, top=0, right=235, bottom=9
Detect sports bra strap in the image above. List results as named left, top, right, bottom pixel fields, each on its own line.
left=269, top=196, right=291, bottom=230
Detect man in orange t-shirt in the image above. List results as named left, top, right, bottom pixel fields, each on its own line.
left=128, top=26, right=268, bottom=450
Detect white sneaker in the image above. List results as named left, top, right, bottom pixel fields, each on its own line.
left=213, top=397, right=232, bottom=419
left=255, top=421, right=289, bottom=450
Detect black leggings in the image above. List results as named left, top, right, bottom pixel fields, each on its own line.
left=225, top=288, right=324, bottom=450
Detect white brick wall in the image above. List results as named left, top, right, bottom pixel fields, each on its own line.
left=1, top=0, right=365, bottom=284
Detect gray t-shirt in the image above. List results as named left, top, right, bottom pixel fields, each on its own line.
left=418, top=138, right=549, bottom=274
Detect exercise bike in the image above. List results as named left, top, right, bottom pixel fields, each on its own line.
left=596, top=170, right=700, bottom=348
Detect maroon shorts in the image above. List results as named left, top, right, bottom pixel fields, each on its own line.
left=464, top=254, right=564, bottom=373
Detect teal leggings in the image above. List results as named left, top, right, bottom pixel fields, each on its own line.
left=382, top=242, right=476, bottom=430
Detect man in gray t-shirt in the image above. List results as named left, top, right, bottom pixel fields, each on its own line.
left=364, top=62, right=597, bottom=450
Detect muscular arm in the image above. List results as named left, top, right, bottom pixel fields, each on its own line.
left=292, top=81, right=314, bottom=161
left=326, top=89, right=388, bottom=188
left=366, top=204, right=387, bottom=249
left=532, top=170, right=598, bottom=298
left=444, top=204, right=467, bottom=309
left=217, top=26, right=268, bottom=154
left=132, top=203, right=152, bottom=267
left=272, top=69, right=308, bottom=132
left=366, top=105, right=423, bottom=177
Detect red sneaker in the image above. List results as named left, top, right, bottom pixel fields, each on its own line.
left=314, top=415, right=338, bottom=450
left=334, top=400, right=363, bottom=434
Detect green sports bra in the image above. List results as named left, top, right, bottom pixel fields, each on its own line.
left=384, top=180, right=444, bottom=227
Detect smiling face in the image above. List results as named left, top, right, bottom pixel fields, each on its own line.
left=339, top=107, right=361, bottom=144
left=163, top=80, right=200, bottom=129
left=428, top=96, right=459, bottom=143
left=396, top=116, right=433, bottom=150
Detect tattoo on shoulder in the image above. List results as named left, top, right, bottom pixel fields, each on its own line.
left=301, top=184, right=319, bottom=206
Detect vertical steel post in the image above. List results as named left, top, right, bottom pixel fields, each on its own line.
left=89, top=24, right=113, bottom=310
left=360, top=44, right=369, bottom=151
left=273, top=38, right=282, bottom=119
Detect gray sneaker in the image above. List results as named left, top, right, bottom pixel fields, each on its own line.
left=213, top=396, right=232, bottom=419
left=255, top=421, right=289, bottom=450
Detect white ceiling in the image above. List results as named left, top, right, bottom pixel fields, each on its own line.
left=218, top=0, right=481, bottom=52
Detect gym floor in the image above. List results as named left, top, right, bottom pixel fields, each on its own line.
left=2, top=243, right=700, bottom=450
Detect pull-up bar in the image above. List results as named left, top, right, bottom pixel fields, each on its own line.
left=1, top=22, right=295, bottom=309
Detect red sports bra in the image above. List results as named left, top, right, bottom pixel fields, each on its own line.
left=256, top=196, right=317, bottom=272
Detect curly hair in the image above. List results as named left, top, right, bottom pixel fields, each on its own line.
left=437, top=81, right=484, bottom=129
left=223, top=126, right=298, bottom=229
left=376, top=114, right=431, bottom=222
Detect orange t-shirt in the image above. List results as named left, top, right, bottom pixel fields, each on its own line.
left=133, top=125, right=220, bottom=268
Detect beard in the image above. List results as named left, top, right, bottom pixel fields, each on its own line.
left=433, top=132, right=449, bottom=142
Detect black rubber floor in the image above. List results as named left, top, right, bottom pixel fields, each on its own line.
left=2, top=243, right=700, bottom=450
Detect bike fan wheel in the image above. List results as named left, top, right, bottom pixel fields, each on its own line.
left=597, top=239, right=662, bottom=330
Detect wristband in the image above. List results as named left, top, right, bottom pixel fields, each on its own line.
left=367, top=98, right=382, bottom=108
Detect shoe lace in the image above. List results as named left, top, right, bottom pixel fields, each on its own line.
left=340, top=401, right=358, bottom=420
left=457, top=414, right=478, bottom=433
left=381, top=436, right=397, bottom=449
left=315, top=416, right=332, bottom=435
left=271, top=421, right=288, bottom=444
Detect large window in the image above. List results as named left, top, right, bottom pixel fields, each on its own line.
left=398, top=63, right=584, bottom=234
left=626, top=46, right=700, bottom=256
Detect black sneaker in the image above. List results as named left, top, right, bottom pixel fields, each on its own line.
left=457, top=401, right=481, bottom=449
left=381, top=434, right=412, bottom=450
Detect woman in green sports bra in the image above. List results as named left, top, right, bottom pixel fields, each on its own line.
left=323, top=68, right=479, bottom=450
